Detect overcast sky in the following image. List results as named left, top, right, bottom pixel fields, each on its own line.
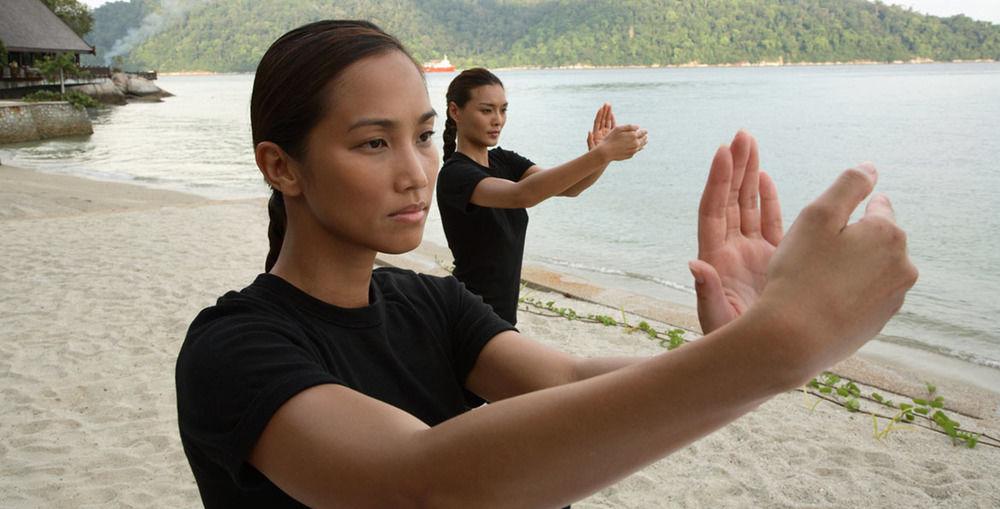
left=75, top=0, right=1000, bottom=24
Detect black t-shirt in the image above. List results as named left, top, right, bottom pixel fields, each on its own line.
left=175, top=268, right=514, bottom=508
left=436, top=147, right=536, bottom=325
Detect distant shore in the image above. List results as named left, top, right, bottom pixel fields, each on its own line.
left=153, top=58, right=999, bottom=76
left=1, top=163, right=999, bottom=507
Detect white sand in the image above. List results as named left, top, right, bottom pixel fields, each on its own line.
left=1, top=166, right=999, bottom=508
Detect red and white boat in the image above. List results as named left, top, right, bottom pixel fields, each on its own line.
left=423, top=56, right=456, bottom=73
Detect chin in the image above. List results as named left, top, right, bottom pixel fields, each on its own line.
left=376, top=233, right=424, bottom=255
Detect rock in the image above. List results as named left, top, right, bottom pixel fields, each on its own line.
left=126, top=75, right=164, bottom=96
left=111, top=72, right=130, bottom=90
left=69, top=81, right=127, bottom=105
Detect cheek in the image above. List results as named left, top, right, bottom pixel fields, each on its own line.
left=422, top=152, right=439, bottom=187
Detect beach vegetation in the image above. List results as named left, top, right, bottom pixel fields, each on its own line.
left=520, top=291, right=999, bottom=450
left=86, top=0, right=1000, bottom=72
left=22, top=90, right=99, bottom=110
left=521, top=295, right=689, bottom=350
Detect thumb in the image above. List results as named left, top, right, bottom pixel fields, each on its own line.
left=690, top=259, right=732, bottom=334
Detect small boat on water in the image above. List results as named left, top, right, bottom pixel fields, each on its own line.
left=423, top=56, right=456, bottom=73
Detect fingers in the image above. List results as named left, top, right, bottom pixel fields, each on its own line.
left=759, top=171, right=783, bottom=245
left=606, top=104, right=615, bottom=130
left=592, top=104, right=605, bottom=135
left=809, top=163, right=878, bottom=229
left=698, top=145, right=733, bottom=254
left=863, top=192, right=895, bottom=223
left=738, top=133, right=761, bottom=238
left=725, top=131, right=752, bottom=238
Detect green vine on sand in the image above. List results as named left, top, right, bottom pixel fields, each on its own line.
left=519, top=292, right=1000, bottom=450
left=520, top=295, right=688, bottom=351
left=803, top=376, right=998, bottom=449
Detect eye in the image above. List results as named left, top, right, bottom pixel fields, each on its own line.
left=481, top=109, right=491, bottom=114
left=362, top=139, right=387, bottom=150
left=418, top=130, right=435, bottom=144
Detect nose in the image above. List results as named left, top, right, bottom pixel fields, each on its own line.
left=394, top=144, right=430, bottom=193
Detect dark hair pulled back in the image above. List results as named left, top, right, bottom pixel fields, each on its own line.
left=443, top=68, right=503, bottom=162
left=251, top=20, right=417, bottom=272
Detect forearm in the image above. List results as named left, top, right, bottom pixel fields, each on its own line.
left=518, top=149, right=611, bottom=206
left=559, top=164, right=609, bottom=197
left=572, top=355, right=643, bottom=380
left=408, top=309, right=802, bottom=508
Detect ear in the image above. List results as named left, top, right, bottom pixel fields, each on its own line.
left=447, top=101, right=459, bottom=121
left=255, top=142, right=304, bottom=197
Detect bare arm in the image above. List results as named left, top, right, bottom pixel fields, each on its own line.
left=250, top=313, right=798, bottom=509
left=470, top=124, right=646, bottom=209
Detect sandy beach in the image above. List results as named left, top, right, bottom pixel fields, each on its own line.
left=2, top=165, right=999, bottom=508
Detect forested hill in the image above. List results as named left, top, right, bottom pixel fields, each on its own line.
left=88, top=0, right=1000, bottom=72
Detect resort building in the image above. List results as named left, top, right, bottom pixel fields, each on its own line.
left=0, top=0, right=95, bottom=94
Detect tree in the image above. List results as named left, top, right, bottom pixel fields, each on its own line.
left=37, top=52, right=81, bottom=95
left=41, top=0, right=94, bottom=38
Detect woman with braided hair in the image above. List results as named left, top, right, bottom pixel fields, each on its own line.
left=437, top=68, right=646, bottom=325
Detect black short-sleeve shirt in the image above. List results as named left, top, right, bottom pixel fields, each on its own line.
left=436, top=147, right=536, bottom=325
left=175, top=268, right=514, bottom=507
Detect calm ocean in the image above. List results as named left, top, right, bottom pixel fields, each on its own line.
left=4, top=64, right=999, bottom=387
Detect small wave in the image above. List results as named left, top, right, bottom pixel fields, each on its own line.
left=536, top=256, right=694, bottom=294
left=876, top=334, right=1000, bottom=370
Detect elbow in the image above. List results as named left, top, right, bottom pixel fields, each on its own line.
left=560, top=188, right=582, bottom=198
left=516, top=192, right=543, bottom=208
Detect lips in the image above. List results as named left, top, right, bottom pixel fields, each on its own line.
left=389, top=202, right=428, bottom=222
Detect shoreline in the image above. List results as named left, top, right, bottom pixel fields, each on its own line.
left=150, top=59, right=1000, bottom=77
left=2, top=164, right=999, bottom=506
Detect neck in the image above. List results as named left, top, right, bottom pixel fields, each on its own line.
left=456, top=135, right=490, bottom=167
left=269, top=208, right=376, bottom=309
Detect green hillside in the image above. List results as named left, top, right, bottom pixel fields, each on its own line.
left=88, top=0, right=1000, bottom=72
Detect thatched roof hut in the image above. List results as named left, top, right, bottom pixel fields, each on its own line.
left=0, top=0, right=94, bottom=54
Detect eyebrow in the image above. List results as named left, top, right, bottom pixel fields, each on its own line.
left=477, top=102, right=508, bottom=107
left=347, top=109, right=437, bottom=131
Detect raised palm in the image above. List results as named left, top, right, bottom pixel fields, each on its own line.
left=690, top=131, right=783, bottom=334
left=586, top=103, right=615, bottom=150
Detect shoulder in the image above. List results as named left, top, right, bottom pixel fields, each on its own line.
left=178, top=283, right=305, bottom=374
left=374, top=267, right=465, bottom=302
left=441, top=152, right=476, bottom=172
left=489, top=146, right=524, bottom=162
left=489, top=147, right=535, bottom=176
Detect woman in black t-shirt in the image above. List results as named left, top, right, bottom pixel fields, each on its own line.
left=437, top=68, right=647, bottom=325
left=175, top=20, right=917, bottom=509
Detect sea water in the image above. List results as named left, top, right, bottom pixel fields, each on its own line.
left=4, top=63, right=999, bottom=387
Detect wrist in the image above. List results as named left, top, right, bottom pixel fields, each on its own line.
left=592, top=143, right=613, bottom=165
left=728, top=297, right=818, bottom=391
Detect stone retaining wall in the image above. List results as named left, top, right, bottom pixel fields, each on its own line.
left=0, top=102, right=92, bottom=144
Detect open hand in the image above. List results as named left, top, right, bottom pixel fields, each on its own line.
left=587, top=103, right=615, bottom=150
left=690, top=131, right=782, bottom=334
